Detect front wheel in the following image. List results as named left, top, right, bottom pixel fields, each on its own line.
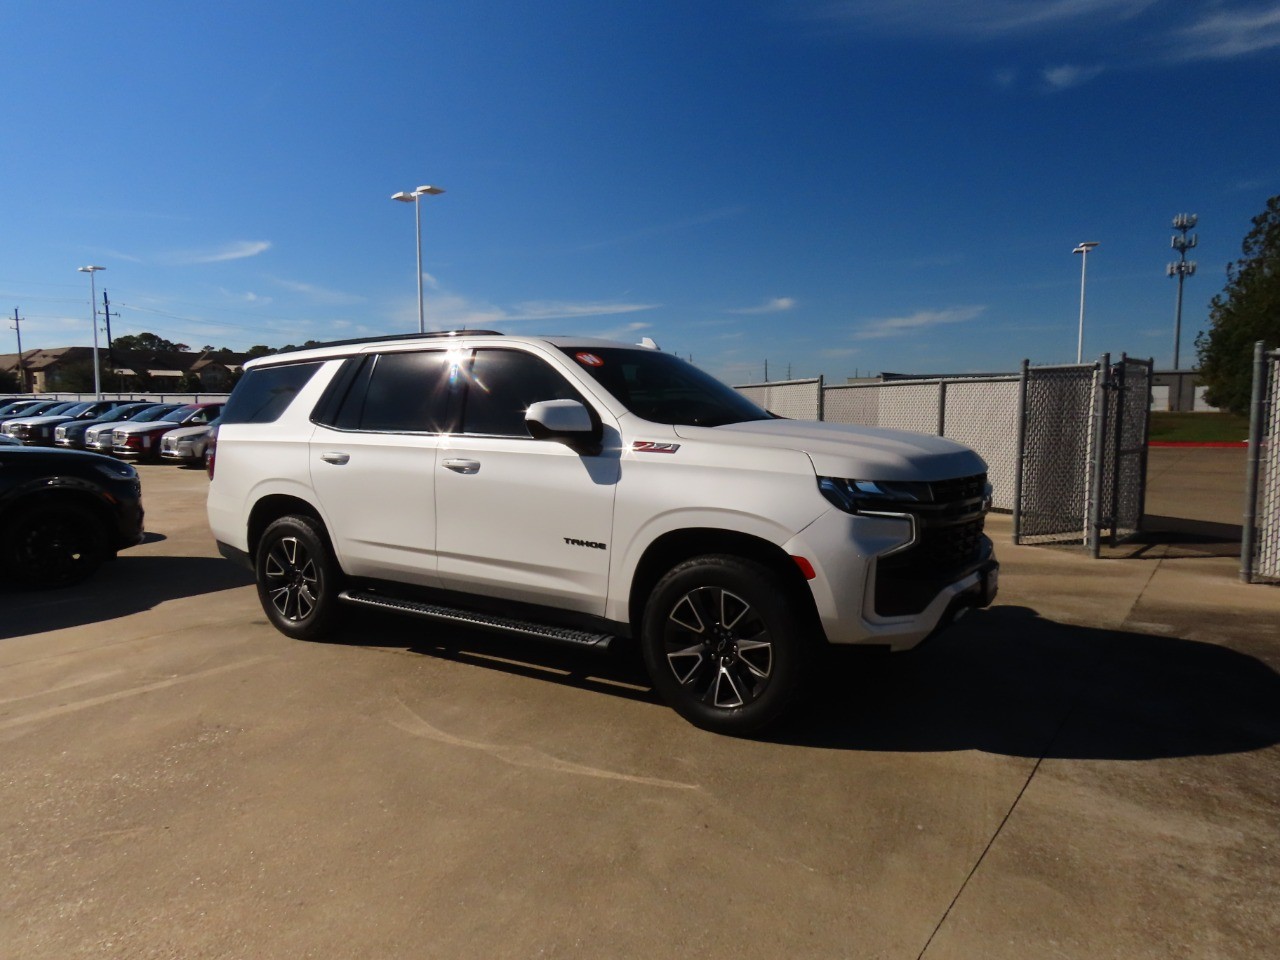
left=2, top=503, right=108, bottom=588
left=641, top=555, right=812, bottom=735
left=255, top=515, right=342, bottom=641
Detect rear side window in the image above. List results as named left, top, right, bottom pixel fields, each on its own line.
left=325, top=351, right=454, bottom=433
left=221, top=362, right=324, bottom=425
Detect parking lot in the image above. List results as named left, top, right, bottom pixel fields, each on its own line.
left=3, top=449, right=1278, bottom=959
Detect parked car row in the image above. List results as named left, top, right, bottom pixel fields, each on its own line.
left=0, top=399, right=223, bottom=467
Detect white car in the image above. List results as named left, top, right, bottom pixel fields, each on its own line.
left=208, top=332, right=997, bottom=733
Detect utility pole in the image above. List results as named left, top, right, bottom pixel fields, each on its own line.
left=101, top=289, right=120, bottom=364
left=1167, top=214, right=1198, bottom=370
left=10, top=308, right=26, bottom=392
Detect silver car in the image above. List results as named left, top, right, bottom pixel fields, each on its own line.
left=159, top=418, right=219, bottom=467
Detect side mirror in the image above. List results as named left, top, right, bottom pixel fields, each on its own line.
left=525, top=399, right=600, bottom=449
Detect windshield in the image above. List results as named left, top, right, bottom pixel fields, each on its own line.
left=558, top=348, right=771, bottom=427
left=62, top=402, right=95, bottom=416
left=132, top=405, right=181, bottom=422
left=101, top=404, right=152, bottom=422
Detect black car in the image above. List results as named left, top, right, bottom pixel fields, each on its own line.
left=0, top=447, right=145, bottom=588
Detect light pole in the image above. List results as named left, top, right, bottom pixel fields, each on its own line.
left=78, top=265, right=105, bottom=399
left=1167, top=213, right=1198, bottom=370
left=391, top=185, right=445, bottom=333
left=1072, top=241, right=1099, bottom=363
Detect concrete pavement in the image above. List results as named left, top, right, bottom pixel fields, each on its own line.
left=1, top=455, right=1277, bottom=959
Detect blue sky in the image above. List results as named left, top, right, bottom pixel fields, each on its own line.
left=1, top=1, right=1277, bottom=383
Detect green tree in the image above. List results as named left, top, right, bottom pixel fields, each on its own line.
left=112, top=331, right=190, bottom=353
left=1196, top=194, right=1280, bottom=414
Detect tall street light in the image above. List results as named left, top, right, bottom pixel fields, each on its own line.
left=391, top=185, right=445, bottom=333
left=78, top=265, right=105, bottom=399
left=1072, top=241, right=1099, bottom=364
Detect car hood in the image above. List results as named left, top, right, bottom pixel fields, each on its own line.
left=12, top=414, right=75, bottom=427
left=112, top=420, right=181, bottom=434
left=672, top=419, right=987, bottom=480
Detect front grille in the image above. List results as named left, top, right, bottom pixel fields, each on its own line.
left=874, top=472, right=989, bottom=618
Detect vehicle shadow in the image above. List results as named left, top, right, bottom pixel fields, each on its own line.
left=332, top=604, right=1280, bottom=761
left=776, top=604, right=1280, bottom=760
left=0, top=554, right=254, bottom=639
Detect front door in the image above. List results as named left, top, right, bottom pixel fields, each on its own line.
left=434, top=347, right=620, bottom=615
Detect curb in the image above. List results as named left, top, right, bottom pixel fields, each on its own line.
left=1149, top=441, right=1248, bottom=448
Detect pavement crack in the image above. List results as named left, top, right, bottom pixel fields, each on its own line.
left=389, top=699, right=702, bottom=792
left=916, top=638, right=1118, bottom=960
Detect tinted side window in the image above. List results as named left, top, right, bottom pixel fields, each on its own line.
left=343, top=351, right=453, bottom=433
left=462, top=350, right=582, bottom=437
left=221, top=362, right=324, bottom=425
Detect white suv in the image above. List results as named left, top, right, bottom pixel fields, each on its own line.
left=207, top=332, right=997, bottom=733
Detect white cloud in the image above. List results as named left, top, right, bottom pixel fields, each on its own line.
left=727, top=297, right=797, bottom=315
left=505, top=300, right=659, bottom=321
left=852, top=305, right=985, bottom=340
left=814, top=0, right=1157, bottom=38
left=170, top=240, right=271, bottom=265
left=1042, top=64, right=1105, bottom=90
left=589, top=321, right=654, bottom=341
left=270, top=277, right=365, bottom=305
left=1170, top=4, right=1280, bottom=60
left=406, top=291, right=660, bottom=332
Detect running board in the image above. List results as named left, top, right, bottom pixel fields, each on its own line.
left=338, top=589, right=615, bottom=649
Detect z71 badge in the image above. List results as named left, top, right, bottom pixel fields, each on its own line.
left=632, top=441, right=681, bottom=454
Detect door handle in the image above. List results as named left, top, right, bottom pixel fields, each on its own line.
left=320, top=451, right=350, bottom=465
left=442, top=458, right=481, bottom=475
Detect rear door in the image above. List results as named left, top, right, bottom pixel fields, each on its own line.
left=308, top=350, right=454, bottom=586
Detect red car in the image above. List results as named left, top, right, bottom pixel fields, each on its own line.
left=111, top=402, right=224, bottom=461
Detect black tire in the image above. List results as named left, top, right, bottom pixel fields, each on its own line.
left=2, top=503, right=108, bottom=589
left=255, top=515, right=342, bottom=641
left=641, top=554, right=811, bottom=735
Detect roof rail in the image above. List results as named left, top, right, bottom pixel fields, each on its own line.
left=278, top=330, right=505, bottom=353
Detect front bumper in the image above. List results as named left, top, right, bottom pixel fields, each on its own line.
left=783, top=510, right=998, bottom=652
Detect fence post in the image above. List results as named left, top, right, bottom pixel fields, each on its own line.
left=1088, top=354, right=1110, bottom=558
left=1109, top=355, right=1126, bottom=547
left=1241, top=340, right=1268, bottom=583
left=1012, top=359, right=1029, bottom=543
left=817, top=374, right=825, bottom=422
left=937, top=381, right=947, bottom=436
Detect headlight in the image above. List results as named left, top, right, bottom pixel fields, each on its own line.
left=818, top=477, right=932, bottom=515
left=93, top=461, right=138, bottom=481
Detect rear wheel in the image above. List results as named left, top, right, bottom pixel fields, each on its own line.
left=2, top=503, right=108, bottom=588
left=255, top=515, right=342, bottom=640
left=641, top=555, right=811, bottom=735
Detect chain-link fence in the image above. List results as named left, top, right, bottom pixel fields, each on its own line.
left=736, top=356, right=1151, bottom=555
left=820, top=377, right=1020, bottom=510
left=733, top=377, right=823, bottom=421
left=1243, top=343, right=1280, bottom=583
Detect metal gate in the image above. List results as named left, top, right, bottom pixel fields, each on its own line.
left=1099, top=356, right=1153, bottom=551
left=1012, top=362, right=1100, bottom=545
left=1243, top=342, right=1280, bottom=583
left=1012, top=355, right=1150, bottom=554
